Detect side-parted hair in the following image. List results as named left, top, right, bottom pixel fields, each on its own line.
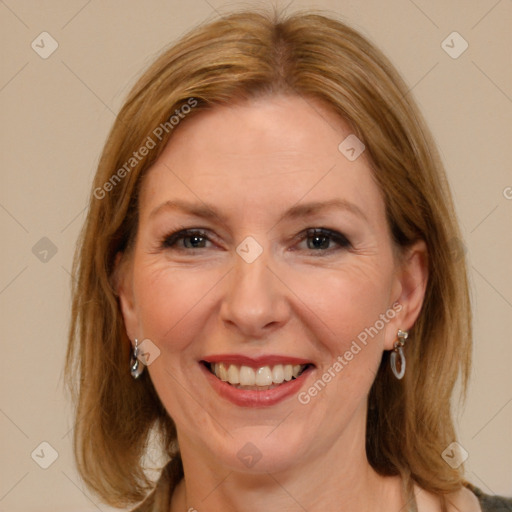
left=66, top=8, right=471, bottom=509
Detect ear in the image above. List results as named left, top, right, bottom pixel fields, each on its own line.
left=384, top=240, right=429, bottom=350
left=113, top=251, right=139, bottom=343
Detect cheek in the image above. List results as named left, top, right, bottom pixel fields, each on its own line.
left=294, top=260, right=395, bottom=351
left=294, top=265, right=394, bottom=419
left=132, top=261, right=224, bottom=353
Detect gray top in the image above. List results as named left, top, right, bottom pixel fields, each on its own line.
left=465, top=483, right=512, bottom=512
left=132, top=458, right=512, bottom=512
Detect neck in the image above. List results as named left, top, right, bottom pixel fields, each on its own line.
left=170, top=423, right=405, bottom=512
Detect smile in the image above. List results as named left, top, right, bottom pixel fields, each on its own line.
left=205, top=362, right=309, bottom=390
left=200, top=355, right=315, bottom=407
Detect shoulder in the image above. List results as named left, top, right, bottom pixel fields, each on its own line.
left=414, top=483, right=512, bottom=512
left=463, top=482, right=512, bottom=512
left=446, top=485, right=486, bottom=512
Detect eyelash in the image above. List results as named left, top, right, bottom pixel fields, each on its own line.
left=160, top=228, right=352, bottom=254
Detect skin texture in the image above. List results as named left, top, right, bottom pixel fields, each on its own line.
left=117, top=95, right=478, bottom=511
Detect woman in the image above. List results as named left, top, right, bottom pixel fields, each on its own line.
left=66, top=9, right=512, bottom=512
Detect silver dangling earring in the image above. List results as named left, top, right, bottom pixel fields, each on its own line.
left=390, top=329, right=408, bottom=380
left=130, top=338, right=145, bottom=379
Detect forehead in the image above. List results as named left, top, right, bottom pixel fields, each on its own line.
left=139, top=95, right=385, bottom=225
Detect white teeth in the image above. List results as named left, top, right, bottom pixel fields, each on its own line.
left=272, top=364, right=285, bottom=383
left=239, top=366, right=256, bottom=386
left=255, top=366, right=273, bottom=386
left=217, top=363, right=228, bottom=381
left=211, top=362, right=307, bottom=387
left=227, top=364, right=240, bottom=384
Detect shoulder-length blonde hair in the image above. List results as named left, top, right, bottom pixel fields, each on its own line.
left=66, top=8, right=471, bottom=508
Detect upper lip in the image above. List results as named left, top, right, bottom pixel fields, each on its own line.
left=201, top=354, right=314, bottom=367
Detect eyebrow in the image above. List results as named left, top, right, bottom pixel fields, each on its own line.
left=149, top=198, right=367, bottom=225
left=281, top=199, right=367, bottom=223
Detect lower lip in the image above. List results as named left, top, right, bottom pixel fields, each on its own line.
left=200, top=363, right=313, bottom=407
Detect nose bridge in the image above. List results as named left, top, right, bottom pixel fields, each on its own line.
left=220, top=243, right=289, bottom=336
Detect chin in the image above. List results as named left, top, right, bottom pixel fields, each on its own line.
left=201, top=422, right=317, bottom=475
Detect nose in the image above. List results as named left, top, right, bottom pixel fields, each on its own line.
left=219, top=247, right=291, bottom=339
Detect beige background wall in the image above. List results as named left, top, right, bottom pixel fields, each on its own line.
left=1, top=0, right=511, bottom=510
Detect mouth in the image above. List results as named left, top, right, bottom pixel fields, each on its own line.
left=202, top=361, right=312, bottom=391
left=199, top=355, right=315, bottom=407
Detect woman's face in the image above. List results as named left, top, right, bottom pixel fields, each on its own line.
left=118, top=95, right=426, bottom=473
